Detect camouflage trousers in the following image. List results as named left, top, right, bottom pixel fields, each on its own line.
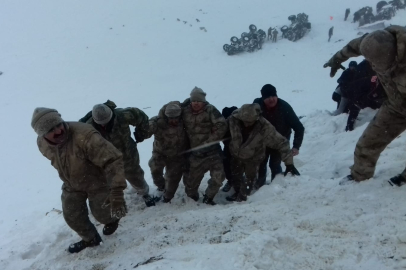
left=351, top=105, right=406, bottom=180
left=148, top=153, right=187, bottom=200
left=123, top=148, right=149, bottom=196
left=185, top=152, right=225, bottom=199
left=61, top=186, right=115, bottom=241
left=231, top=157, right=261, bottom=197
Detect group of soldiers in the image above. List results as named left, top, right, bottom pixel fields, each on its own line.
left=32, top=24, right=406, bottom=254
left=31, top=85, right=302, bottom=253
left=267, top=27, right=279, bottom=42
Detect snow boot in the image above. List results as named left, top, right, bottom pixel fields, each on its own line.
left=226, top=192, right=239, bottom=201
left=103, top=219, right=120, bottom=236
left=68, top=233, right=102, bottom=253
left=163, top=197, right=171, bottom=203
left=222, top=181, right=232, bottom=192
left=339, top=174, right=357, bottom=185
left=236, top=193, right=247, bottom=202
left=388, top=175, right=406, bottom=187
left=202, top=194, right=216, bottom=205
left=143, top=194, right=160, bottom=207
left=188, top=194, right=199, bottom=202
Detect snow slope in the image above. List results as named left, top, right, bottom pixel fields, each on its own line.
left=0, top=0, right=406, bottom=269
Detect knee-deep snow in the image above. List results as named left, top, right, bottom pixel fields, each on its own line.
left=0, top=0, right=406, bottom=269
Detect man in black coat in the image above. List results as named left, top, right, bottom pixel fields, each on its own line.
left=253, top=84, right=304, bottom=187
left=332, top=61, right=357, bottom=112
left=344, top=76, right=386, bottom=131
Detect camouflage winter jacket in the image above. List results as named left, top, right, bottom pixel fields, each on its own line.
left=329, top=25, right=406, bottom=116
left=37, top=122, right=127, bottom=192
left=146, top=101, right=189, bottom=157
left=228, top=109, right=293, bottom=164
left=81, top=101, right=149, bottom=160
left=182, top=99, right=227, bottom=156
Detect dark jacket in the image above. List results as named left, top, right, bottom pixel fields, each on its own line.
left=253, top=98, right=304, bottom=149
left=354, top=60, right=375, bottom=81
left=337, top=68, right=356, bottom=86
left=346, top=77, right=386, bottom=130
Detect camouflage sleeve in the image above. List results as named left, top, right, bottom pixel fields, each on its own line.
left=262, top=122, right=293, bottom=165
left=331, top=35, right=365, bottom=63
left=122, top=107, right=150, bottom=139
left=145, top=116, right=158, bottom=138
left=83, top=132, right=127, bottom=191
left=206, top=105, right=227, bottom=143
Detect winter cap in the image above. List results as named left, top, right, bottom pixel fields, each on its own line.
left=360, top=30, right=396, bottom=72
left=349, top=61, right=357, bottom=68
left=165, top=103, right=182, bottom=118
left=222, top=106, right=238, bottom=119
left=190, top=87, right=206, bottom=102
left=31, top=107, right=64, bottom=137
left=261, top=84, right=277, bottom=99
left=92, top=104, right=113, bottom=125
left=236, top=104, right=261, bottom=123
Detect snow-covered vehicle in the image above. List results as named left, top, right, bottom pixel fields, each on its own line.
left=223, top=24, right=266, bottom=55
left=353, top=6, right=373, bottom=23
left=374, top=3, right=396, bottom=21
left=280, top=13, right=311, bottom=42
left=389, top=0, right=406, bottom=10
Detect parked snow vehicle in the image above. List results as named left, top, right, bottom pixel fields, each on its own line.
left=389, top=0, right=406, bottom=10
left=377, top=1, right=389, bottom=12
left=353, top=6, right=373, bottom=23
left=374, top=4, right=396, bottom=21
left=280, top=13, right=311, bottom=42
left=223, top=24, right=266, bottom=55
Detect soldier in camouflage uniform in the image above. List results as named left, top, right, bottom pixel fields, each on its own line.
left=80, top=100, right=157, bottom=206
left=32, top=108, right=127, bottom=253
left=226, top=104, right=299, bottom=201
left=146, top=101, right=189, bottom=202
left=324, top=26, right=406, bottom=185
left=182, top=87, right=227, bottom=205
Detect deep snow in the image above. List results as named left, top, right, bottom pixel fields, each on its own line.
left=0, top=0, right=406, bottom=269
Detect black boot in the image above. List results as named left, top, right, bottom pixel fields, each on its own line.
left=202, top=194, right=216, bottom=205
left=143, top=194, right=160, bottom=207
left=68, top=233, right=102, bottom=253
left=339, top=174, right=356, bottom=185
left=236, top=193, right=247, bottom=202
left=163, top=197, right=171, bottom=203
left=389, top=175, right=406, bottom=187
left=103, top=219, right=120, bottom=236
left=226, top=192, right=239, bottom=201
left=222, top=181, right=232, bottom=192
left=188, top=194, right=199, bottom=202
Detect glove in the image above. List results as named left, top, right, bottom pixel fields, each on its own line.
left=284, top=164, right=300, bottom=177
left=102, top=189, right=127, bottom=219
left=323, top=56, right=346, bottom=77
left=133, top=128, right=144, bottom=143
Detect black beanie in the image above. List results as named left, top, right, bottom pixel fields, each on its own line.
left=261, top=84, right=277, bottom=99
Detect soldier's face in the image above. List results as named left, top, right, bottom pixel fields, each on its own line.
left=168, top=117, right=180, bottom=127
left=191, top=101, right=205, bottom=112
left=44, top=123, right=67, bottom=144
left=264, top=96, right=278, bottom=109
